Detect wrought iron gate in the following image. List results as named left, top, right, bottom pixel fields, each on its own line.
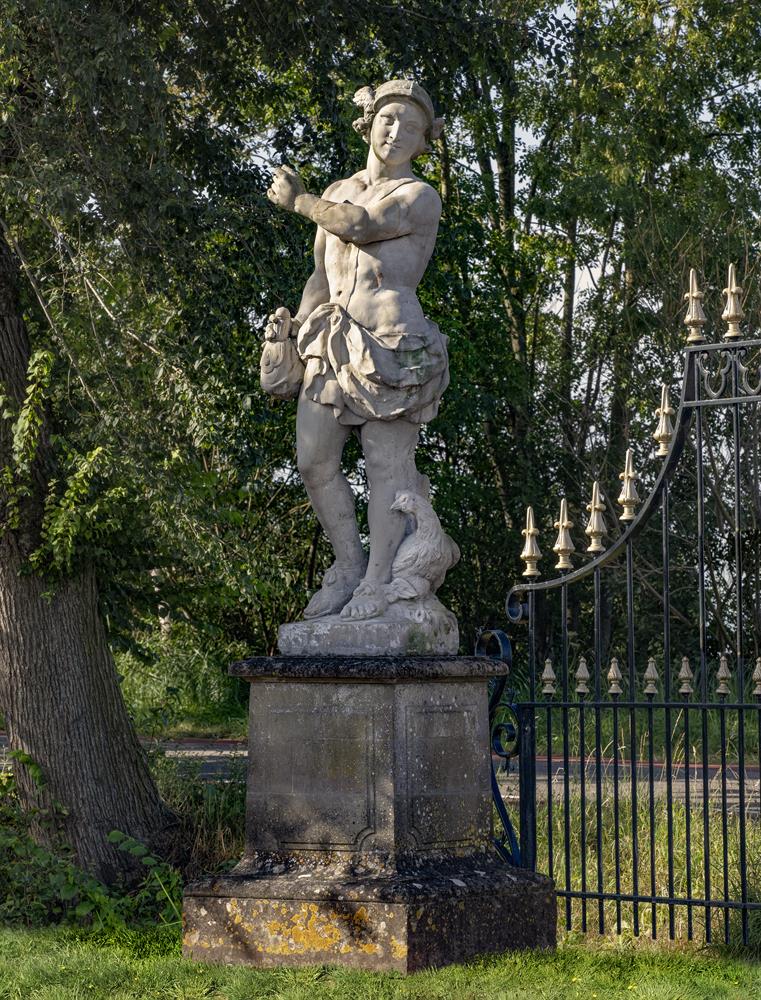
left=485, top=266, right=761, bottom=944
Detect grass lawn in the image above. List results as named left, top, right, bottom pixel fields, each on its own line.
left=0, top=926, right=759, bottom=1000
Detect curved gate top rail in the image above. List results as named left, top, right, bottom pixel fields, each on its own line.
left=506, top=266, right=761, bottom=611
left=488, top=265, right=761, bottom=946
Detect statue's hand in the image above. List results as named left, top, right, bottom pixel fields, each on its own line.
left=266, top=165, right=306, bottom=213
left=264, top=306, right=291, bottom=343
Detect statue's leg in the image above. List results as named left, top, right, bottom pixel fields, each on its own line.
left=296, top=393, right=366, bottom=618
left=341, top=418, right=420, bottom=620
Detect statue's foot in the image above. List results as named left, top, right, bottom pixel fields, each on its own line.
left=303, top=562, right=364, bottom=619
left=340, top=580, right=389, bottom=621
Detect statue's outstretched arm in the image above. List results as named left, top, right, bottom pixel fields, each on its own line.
left=293, top=192, right=408, bottom=245
left=267, top=165, right=439, bottom=246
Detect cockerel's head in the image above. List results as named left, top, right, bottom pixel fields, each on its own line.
left=390, top=490, right=426, bottom=515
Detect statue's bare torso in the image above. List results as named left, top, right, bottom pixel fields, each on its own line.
left=318, top=172, right=440, bottom=336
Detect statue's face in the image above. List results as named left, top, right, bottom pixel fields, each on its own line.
left=370, top=99, right=428, bottom=165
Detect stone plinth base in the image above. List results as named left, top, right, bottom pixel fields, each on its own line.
left=278, top=602, right=458, bottom=656
left=184, top=860, right=555, bottom=972
left=183, top=655, right=556, bottom=972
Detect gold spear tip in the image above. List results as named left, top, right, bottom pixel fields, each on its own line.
left=553, top=497, right=575, bottom=570
left=520, top=505, right=541, bottom=577
left=722, top=262, right=744, bottom=340
left=585, top=481, right=607, bottom=550
left=643, top=656, right=659, bottom=696
left=654, top=384, right=675, bottom=456
left=684, top=267, right=707, bottom=344
left=618, top=448, right=640, bottom=521
left=523, top=505, right=537, bottom=535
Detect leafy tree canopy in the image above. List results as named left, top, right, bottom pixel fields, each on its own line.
left=1, top=0, right=761, bottom=664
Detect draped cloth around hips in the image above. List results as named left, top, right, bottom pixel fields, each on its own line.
left=296, top=302, right=449, bottom=426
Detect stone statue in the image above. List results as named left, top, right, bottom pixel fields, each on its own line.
left=263, top=79, right=459, bottom=653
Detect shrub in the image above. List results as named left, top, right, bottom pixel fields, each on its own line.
left=0, top=767, right=181, bottom=931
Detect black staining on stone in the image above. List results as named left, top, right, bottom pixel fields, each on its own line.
left=229, top=655, right=508, bottom=682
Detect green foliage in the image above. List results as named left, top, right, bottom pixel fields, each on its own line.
left=1, top=0, right=760, bottom=667
left=0, top=768, right=181, bottom=931
left=116, top=620, right=248, bottom=737
left=29, top=446, right=129, bottom=575
left=0, top=348, right=52, bottom=527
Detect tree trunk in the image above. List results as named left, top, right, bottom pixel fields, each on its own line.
left=0, top=229, right=177, bottom=884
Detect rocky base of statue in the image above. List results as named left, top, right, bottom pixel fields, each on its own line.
left=183, top=655, right=556, bottom=972
left=278, top=595, right=458, bottom=655
left=184, top=854, right=554, bottom=972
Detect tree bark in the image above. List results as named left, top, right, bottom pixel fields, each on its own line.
left=0, top=229, right=177, bottom=884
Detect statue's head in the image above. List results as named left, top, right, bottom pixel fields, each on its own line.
left=352, top=80, right=444, bottom=163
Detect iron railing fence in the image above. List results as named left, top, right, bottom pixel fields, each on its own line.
left=485, top=267, right=761, bottom=944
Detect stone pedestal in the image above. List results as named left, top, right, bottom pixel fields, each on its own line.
left=183, top=656, right=556, bottom=972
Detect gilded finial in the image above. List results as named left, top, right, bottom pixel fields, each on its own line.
left=617, top=449, right=640, bottom=522
left=608, top=657, right=623, bottom=697
left=684, top=268, right=707, bottom=344
left=753, top=657, right=761, bottom=699
left=653, top=384, right=675, bottom=457
left=553, top=498, right=575, bottom=570
left=722, top=263, right=744, bottom=341
left=575, top=656, right=590, bottom=697
left=520, top=506, right=541, bottom=578
left=643, top=657, right=659, bottom=697
left=541, top=658, right=557, bottom=697
left=716, top=654, right=732, bottom=698
left=585, top=481, right=607, bottom=553
left=679, top=655, right=694, bottom=697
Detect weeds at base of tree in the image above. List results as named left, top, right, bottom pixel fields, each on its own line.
left=0, top=750, right=247, bottom=936
left=0, top=766, right=182, bottom=933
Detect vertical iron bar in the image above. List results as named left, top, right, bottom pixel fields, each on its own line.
left=662, top=486, right=676, bottom=939
left=647, top=696, right=657, bottom=937
left=519, top=704, right=537, bottom=871
left=527, top=590, right=539, bottom=878
left=594, top=566, right=605, bottom=933
left=579, top=690, right=588, bottom=933
left=720, top=697, right=730, bottom=943
left=757, top=699, right=761, bottom=925
left=694, top=360, right=712, bottom=942
left=613, top=691, right=622, bottom=934
left=731, top=352, right=748, bottom=945
left=683, top=700, right=693, bottom=939
left=561, top=583, right=572, bottom=929
left=529, top=591, right=536, bottom=702
left=626, top=539, right=640, bottom=935
left=546, top=698, right=554, bottom=885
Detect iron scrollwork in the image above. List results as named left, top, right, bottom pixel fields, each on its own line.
left=738, top=345, right=761, bottom=397
left=696, top=348, right=731, bottom=399
left=475, top=628, right=521, bottom=865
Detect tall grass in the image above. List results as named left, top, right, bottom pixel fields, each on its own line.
left=524, top=781, right=761, bottom=948
left=149, top=752, right=247, bottom=879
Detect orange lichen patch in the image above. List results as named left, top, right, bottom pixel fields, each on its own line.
left=264, top=904, right=344, bottom=955
left=390, top=936, right=408, bottom=960
left=261, top=902, right=383, bottom=957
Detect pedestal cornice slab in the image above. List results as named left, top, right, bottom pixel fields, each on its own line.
left=230, top=654, right=507, bottom=682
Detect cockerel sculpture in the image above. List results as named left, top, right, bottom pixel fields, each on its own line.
left=384, top=490, right=460, bottom=606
